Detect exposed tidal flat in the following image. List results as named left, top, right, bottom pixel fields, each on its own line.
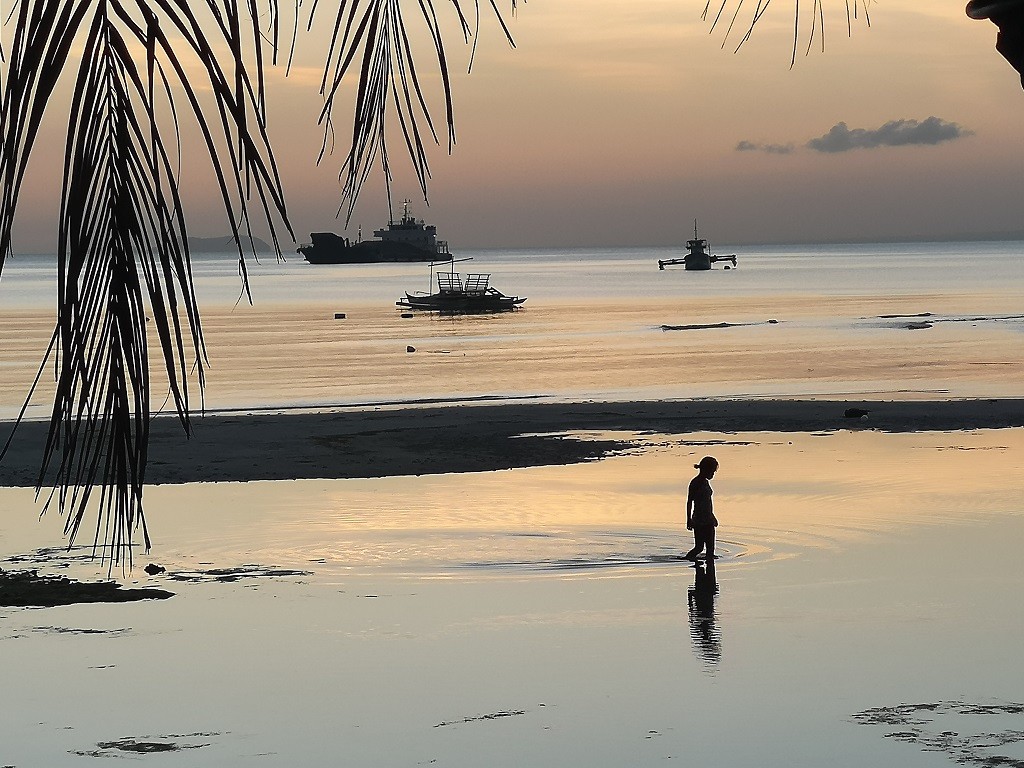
left=2, top=242, right=1024, bottom=765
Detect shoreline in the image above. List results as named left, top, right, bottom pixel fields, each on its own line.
left=1, top=398, right=1022, bottom=486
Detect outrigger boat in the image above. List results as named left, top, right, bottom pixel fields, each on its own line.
left=397, top=257, right=526, bottom=313
left=659, top=221, right=737, bottom=271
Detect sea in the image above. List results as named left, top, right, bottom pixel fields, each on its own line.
left=2, top=240, right=1024, bottom=767
left=1, top=239, right=1022, bottom=419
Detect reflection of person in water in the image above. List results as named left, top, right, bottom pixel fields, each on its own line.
left=685, top=456, right=719, bottom=561
left=688, top=560, right=721, bottom=667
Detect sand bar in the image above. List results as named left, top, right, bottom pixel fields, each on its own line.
left=1, top=398, right=1022, bottom=486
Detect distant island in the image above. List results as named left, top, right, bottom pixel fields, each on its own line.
left=187, top=234, right=276, bottom=253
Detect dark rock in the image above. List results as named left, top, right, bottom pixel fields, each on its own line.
left=0, top=569, right=174, bottom=607
left=144, top=563, right=165, bottom=576
left=406, top=345, right=416, bottom=353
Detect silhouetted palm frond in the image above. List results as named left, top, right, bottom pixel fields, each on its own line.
left=704, top=0, right=873, bottom=66
left=0, top=0, right=291, bottom=566
left=311, top=0, right=517, bottom=220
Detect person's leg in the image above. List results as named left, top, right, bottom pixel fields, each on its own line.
left=705, top=526, right=716, bottom=560
left=685, top=527, right=707, bottom=559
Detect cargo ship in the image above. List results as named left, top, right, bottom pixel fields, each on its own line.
left=298, top=200, right=449, bottom=264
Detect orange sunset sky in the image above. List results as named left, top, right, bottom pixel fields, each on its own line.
left=9, top=2, right=1024, bottom=250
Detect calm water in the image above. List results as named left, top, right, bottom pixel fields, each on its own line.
left=2, top=241, right=1024, bottom=766
left=4, top=240, right=1024, bottom=306
left=3, top=430, right=1024, bottom=766
left=1, top=241, right=1022, bottom=418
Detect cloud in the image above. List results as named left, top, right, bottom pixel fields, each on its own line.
left=735, top=140, right=795, bottom=155
left=806, top=117, right=972, bottom=153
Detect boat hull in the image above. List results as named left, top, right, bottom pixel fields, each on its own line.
left=299, top=234, right=439, bottom=264
left=396, top=292, right=525, bottom=313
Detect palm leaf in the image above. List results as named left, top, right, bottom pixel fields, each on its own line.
left=1, top=0, right=292, bottom=566
left=704, top=0, right=872, bottom=65
left=311, top=0, right=516, bottom=221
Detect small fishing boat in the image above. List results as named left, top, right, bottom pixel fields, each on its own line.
left=659, top=221, right=737, bottom=270
left=397, top=258, right=525, bottom=313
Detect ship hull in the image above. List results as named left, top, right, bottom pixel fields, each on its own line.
left=298, top=234, right=438, bottom=264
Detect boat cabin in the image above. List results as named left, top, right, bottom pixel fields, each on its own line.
left=684, top=237, right=713, bottom=271
left=373, top=200, right=450, bottom=256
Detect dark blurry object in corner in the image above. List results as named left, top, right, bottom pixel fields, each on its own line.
left=967, top=0, right=1024, bottom=87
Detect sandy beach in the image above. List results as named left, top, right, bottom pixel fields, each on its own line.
left=2, top=398, right=1023, bottom=486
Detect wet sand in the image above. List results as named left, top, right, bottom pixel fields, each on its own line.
left=1, top=398, right=1022, bottom=485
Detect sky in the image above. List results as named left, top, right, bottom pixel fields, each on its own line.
left=9, top=1, right=1024, bottom=250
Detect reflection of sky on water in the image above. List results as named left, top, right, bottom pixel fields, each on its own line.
left=44, top=428, right=1013, bottom=580
left=7, top=427, right=1016, bottom=590
left=3, top=428, right=1024, bottom=765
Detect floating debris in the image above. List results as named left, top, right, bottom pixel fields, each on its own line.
left=434, top=710, right=526, bottom=728
left=70, top=732, right=219, bottom=757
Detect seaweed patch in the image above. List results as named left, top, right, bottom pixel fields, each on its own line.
left=434, top=710, right=526, bottom=728
left=4, top=546, right=98, bottom=570
left=70, top=732, right=219, bottom=757
left=32, top=626, right=131, bottom=636
left=853, top=700, right=1024, bottom=767
left=0, top=570, right=173, bottom=607
left=165, top=564, right=312, bottom=583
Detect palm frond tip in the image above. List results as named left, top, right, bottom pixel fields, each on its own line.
left=1, top=1, right=291, bottom=565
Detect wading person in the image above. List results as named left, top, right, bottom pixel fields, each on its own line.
left=685, top=456, right=720, bottom=561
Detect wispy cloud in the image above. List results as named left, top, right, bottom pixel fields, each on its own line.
left=806, top=117, right=972, bottom=153
left=737, top=117, right=972, bottom=157
left=735, top=140, right=795, bottom=155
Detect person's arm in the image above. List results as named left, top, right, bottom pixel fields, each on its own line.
left=686, top=484, right=694, bottom=530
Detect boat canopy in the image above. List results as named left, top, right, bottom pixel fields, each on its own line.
left=437, top=271, right=491, bottom=295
